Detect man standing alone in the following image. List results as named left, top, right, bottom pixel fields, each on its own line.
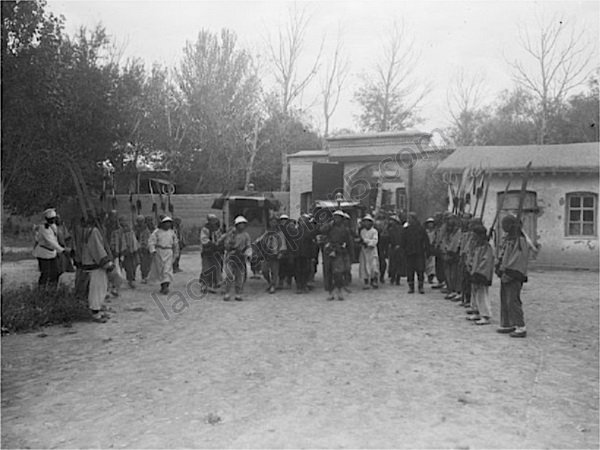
left=401, top=212, right=430, bottom=294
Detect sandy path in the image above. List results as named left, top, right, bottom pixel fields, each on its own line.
left=1, top=253, right=598, bottom=448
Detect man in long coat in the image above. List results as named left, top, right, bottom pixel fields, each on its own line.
left=387, top=215, right=405, bottom=285
left=400, top=212, right=430, bottom=294
left=81, top=215, right=114, bottom=323
left=199, top=214, right=223, bottom=292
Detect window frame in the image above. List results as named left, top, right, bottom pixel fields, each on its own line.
left=565, top=192, right=598, bottom=238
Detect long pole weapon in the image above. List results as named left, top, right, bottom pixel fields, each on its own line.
left=516, top=161, right=533, bottom=223
left=488, top=179, right=512, bottom=242
left=479, top=173, right=491, bottom=221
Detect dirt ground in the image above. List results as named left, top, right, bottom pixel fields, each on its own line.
left=1, top=252, right=599, bottom=449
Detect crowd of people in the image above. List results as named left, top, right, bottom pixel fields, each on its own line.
left=33, top=206, right=531, bottom=337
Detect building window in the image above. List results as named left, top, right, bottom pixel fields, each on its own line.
left=566, top=192, right=597, bottom=236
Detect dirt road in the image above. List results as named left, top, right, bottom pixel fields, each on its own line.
left=2, top=252, right=598, bottom=448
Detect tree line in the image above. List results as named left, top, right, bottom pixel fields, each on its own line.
left=2, top=1, right=598, bottom=216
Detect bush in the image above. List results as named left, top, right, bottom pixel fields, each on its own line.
left=1, top=285, right=90, bottom=333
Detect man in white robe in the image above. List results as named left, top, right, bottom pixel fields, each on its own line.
left=359, top=214, right=380, bottom=289
left=148, top=216, right=179, bottom=294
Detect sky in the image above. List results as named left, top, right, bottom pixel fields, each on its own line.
left=47, top=0, right=599, bottom=135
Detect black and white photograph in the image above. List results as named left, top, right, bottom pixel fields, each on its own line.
left=1, top=0, right=599, bottom=448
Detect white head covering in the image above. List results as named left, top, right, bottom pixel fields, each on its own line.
left=43, top=208, right=57, bottom=219
left=279, top=214, right=289, bottom=220
left=234, top=216, right=248, bottom=225
left=333, top=210, right=345, bottom=217
left=161, top=216, right=173, bottom=223
left=207, top=213, right=218, bottom=220
left=362, top=214, right=374, bottom=222
left=390, top=215, right=401, bottom=223
left=425, top=217, right=435, bottom=223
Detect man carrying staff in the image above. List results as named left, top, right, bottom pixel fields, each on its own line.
left=199, top=214, right=223, bottom=293
left=80, top=214, right=115, bottom=323
left=33, top=208, right=65, bottom=289
left=221, top=216, right=252, bottom=301
left=495, top=215, right=529, bottom=338
left=148, top=216, right=179, bottom=295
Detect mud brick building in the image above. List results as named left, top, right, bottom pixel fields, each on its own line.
left=437, top=142, right=599, bottom=270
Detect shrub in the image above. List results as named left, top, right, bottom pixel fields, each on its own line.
left=1, top=285, right=90, bottom=333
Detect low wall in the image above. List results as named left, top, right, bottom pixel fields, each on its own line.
left=2, top=193, right=290, bottom=248
left=112, top=193, right=289, bottom=228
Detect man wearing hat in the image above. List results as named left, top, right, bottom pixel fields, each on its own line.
left=221, top=216, right=252, bottom=301
left=495, top=214, right=529, bottom=337
left=277, top=214, right=295, bottom=289
left=294, top=214, right=318, bottom=294
left=148, top=216, right=179, bottom=295
left=359, top=214, right=380, bottom=289
left=33, top=208, right=65, bottom=288
left=200, top=214, right=223, bottom=292
left=321, top=210, right=353, bottom=300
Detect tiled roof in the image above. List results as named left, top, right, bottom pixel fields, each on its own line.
left=436, top=142, right=599, bottom=172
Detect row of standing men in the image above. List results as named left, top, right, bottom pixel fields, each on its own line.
left=199, top=209, right=530, bottom=337
left=33, top=207, right=530, bottom=335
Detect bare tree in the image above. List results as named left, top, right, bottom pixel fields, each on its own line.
left=265, top=4, right=323, bottom=190
left=508, top=14, right=595, bottom=144
left=446, top=69, right=487, bottom=145
left=266, top=4, right=324, bottom=115
left=354, top=20, right=430, bottom=132
left=320, top=28, right=350, bottom=138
